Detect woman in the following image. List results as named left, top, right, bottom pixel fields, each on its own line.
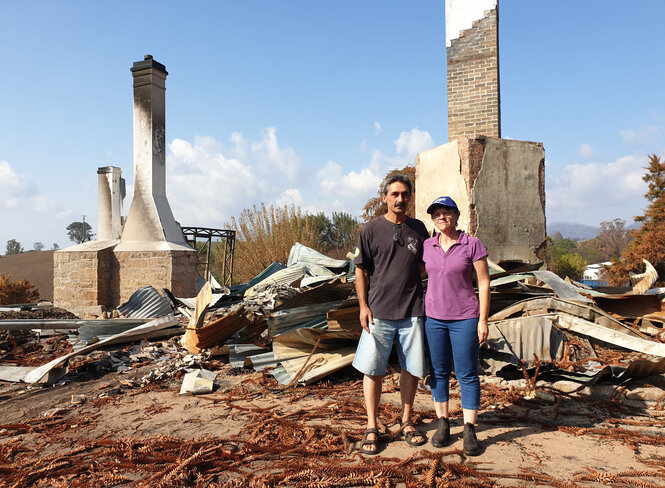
left=421, top=196, right=490, bottom=456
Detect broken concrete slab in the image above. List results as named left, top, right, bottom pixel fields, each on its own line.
left=179, top=369, right=217, bottom=395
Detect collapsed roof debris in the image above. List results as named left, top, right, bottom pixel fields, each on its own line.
left=2, top=243, right=665, bottom=485
left=2, top=243, right=665, bottom=387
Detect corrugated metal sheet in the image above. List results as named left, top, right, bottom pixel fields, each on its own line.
left=266, top=300, right=344, bottom=337
left=532, top=270, right=594, bottom=303
left=243, top=265, right=307, bottom=297
left=287, top=242, right=349, bottom=269
left=228, top=344, right=266, bottom=368
left=231, top=261, right=287, bottom=295
left=273, top=279, right=355, bottom=311
left=117, top=286, right=173, bottom=318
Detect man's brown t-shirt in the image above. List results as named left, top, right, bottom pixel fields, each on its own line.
left=353, top=215, right=429, bottom=320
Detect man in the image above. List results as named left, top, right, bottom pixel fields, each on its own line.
left=352, top=174, right=430, bottom=455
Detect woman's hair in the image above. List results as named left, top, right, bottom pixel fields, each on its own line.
left=381, top=174, right=412, bottom=196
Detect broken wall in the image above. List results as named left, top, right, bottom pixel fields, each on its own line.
left=415, top=136, right=546, bottom=264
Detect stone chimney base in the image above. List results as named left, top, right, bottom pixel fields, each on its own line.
left=53, top=244, right=196, bottom=317
left=115, top=250, right=197, bottom=303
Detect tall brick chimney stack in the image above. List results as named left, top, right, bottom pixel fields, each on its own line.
left=446, top=0, right=500, bottom=140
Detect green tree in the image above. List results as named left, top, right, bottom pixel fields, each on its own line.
left=576, top=239, right=605, bottom=264
left=5, top=239, right=23, bottom=255
left=608, top=154, right=665, bottom=285
left=66, top=221, right=93, bottom=244
left=546, top=236, right=577, bottom=264
left=554, top=253, right=588, bottom=280
left=546, top=235, right=588, bottom=279
left=311, top=211, right=360, bottom=255
left=52, top=243, right=60, bottom=250
left=33, top=242, right=45, bottom=252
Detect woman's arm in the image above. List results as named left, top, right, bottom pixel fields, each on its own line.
left=473, top=257, right=490, bottom=343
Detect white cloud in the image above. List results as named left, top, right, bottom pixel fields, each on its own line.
left=394, top=128, right=435, bottom=160
left=619, top=124, right=664, bottom=146
left=0, top=161, right=71, bottom=217
left=373, top=122, right=382, bottom=135
left=0, top=160, right=35, bottom=208
left=0, top=160, right=75, bottom=249
left=250, top=127, right=302, bottom=183
left=577, top=143, right=594, bottom=160
left=167, top=137, right=260, bottom=226
left=547, top=154, right=646, bottom=223
left=165, top=126, right=437, bottom=227
left=275, top=188, right=303, bottom=207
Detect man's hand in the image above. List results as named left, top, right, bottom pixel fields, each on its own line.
left=359, top=304, right=374, bottom=333
left=478, top=320, right=488, bottom=343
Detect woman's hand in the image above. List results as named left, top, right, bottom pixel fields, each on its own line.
left=478, top=320, right=488, bottom=343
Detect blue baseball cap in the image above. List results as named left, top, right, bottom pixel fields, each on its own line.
left=426, top=196, right=458, bottom=214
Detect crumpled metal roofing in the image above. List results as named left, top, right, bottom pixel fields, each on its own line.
left=117, top=286, right=173, bottom=318
left=231, top=261, right=287, bottom=295
left=287, top=242, right=349, bottom=269
left=243, top=265, right=307, bottom=297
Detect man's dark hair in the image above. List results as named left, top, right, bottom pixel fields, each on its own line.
left=381, top=174, right=412, bottom=196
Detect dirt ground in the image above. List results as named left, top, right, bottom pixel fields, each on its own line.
left=1, top=340, right=664, bottom=487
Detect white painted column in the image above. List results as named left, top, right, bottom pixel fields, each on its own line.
left=97, top=166, right=124, bottom=240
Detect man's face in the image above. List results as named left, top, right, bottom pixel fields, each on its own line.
left=382, top=181, right=411, bottom=215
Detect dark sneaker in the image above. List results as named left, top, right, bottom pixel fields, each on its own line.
left=463, top=423, right=481, bottom=456
left=432, top=417, right=450, bottom=448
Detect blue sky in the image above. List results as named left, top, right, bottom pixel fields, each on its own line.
left=1, top=1, right=664, bottom=250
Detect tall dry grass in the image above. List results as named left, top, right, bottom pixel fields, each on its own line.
left=229, top=204, right=323, bottom=284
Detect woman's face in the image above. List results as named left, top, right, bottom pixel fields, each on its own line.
left=431, top=206, right=459, bottom=233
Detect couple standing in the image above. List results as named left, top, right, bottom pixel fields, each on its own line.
left=352, top=174, right=490, bottom=456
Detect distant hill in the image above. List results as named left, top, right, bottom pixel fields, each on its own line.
left=547, top=222, right=598, bottom=241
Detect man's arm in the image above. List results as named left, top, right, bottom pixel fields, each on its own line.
left=355, top=264, right=373, bottom=333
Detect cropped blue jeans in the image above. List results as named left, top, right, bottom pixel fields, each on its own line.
left=424, top=316, right=480, bottom=410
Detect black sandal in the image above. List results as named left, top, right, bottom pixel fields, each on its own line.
left=400, top=420, right=427, bottom=447
left=358, top=427, right=380, bottom=455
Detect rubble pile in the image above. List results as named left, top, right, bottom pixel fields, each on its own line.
left=1, top=243, right=665, bottom=486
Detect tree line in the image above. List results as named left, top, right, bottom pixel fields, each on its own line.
left=4, top=154, right=664, bottom=288
left=2, top=221, right=93, bottom=256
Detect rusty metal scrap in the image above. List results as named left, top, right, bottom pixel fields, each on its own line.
left=182, top=306, right=258, bottom=354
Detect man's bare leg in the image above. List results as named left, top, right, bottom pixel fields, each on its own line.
left=363, top=374, right=383, bottom=452
left=399, top=370, right=424, bottom=443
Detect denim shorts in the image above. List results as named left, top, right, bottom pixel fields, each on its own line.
left=352, top=316, right=426, bottom=378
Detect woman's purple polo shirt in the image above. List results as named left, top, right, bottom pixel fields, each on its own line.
left=422, top=231, right=488, bottom=320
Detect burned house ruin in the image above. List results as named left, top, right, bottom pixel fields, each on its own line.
left=53, top=56, right=197, bottom=317
left=415, top=0, right=546, bottom=265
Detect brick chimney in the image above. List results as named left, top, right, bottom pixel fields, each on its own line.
left=446, top=0, right=500, bottom=140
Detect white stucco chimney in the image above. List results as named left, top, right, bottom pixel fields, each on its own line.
left=97, top=166, right=124, bottom=240
left=116, top=54, right=189, bottom=251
